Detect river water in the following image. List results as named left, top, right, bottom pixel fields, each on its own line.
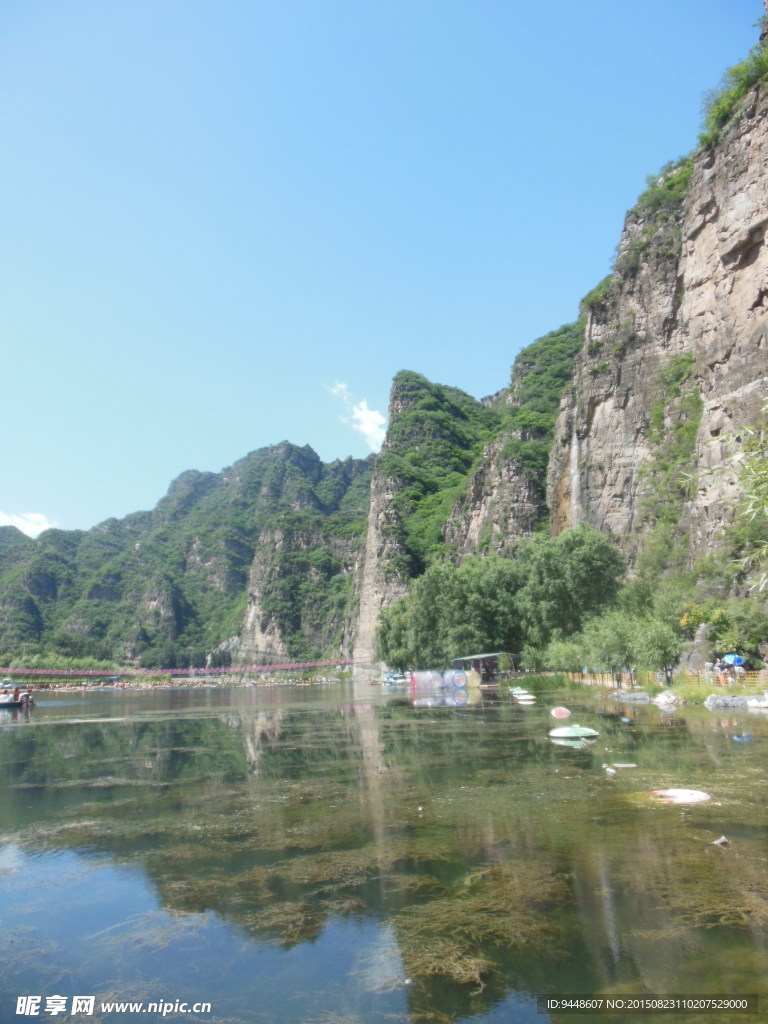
left=0, top=681, right=766, bottom=1023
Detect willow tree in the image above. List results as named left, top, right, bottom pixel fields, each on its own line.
left=377, top=554, right=524, bottom=670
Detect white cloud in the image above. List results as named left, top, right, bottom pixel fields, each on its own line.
left=0, top=511, right=58, bottom=538
left=330, top=382, right=387, bottom=452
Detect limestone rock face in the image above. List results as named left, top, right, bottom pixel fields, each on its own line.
left=350, top=471, right=411, bottom=667
left=237, top=520, right=365, bottom=666
left=548, top=84, right=768, bottom=561
left=351, top=368, right=521, bottom=667
left=351, top=385, right=417, bottom=667
left=237, top=530, right=291, bottom=664
left=443, top=433, right=542, bottom=558
left=683, top=87, right=768, bottom=555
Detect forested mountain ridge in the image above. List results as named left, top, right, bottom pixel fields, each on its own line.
left=3, top=22, right=768, bottom=671
left=0, top=444, right=373, bottom=667
left=0, top=342, right=580, bottom=668
left=0, top=526, right=32, bottom=554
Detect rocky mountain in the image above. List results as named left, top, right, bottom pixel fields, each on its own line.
left=0, top=444, right=373, bottom=667
left=2, top=21, right=767, bottom=669
left=351, top=327, right=584, bottom=664
left=547, top=69, right=768, bottom=564
left=352, top=370, right=502, bottom=665
left=353, top=28, right=768, bottom=664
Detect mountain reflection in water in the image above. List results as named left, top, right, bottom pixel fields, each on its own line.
left=0, top=682, right=766, bottom=1023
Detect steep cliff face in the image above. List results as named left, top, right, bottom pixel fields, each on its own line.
left=234, top=446, right=373, bottom=664
left=239, top=528, right=291, bottom=663
left=683, top=85, right=768, bottom=553
left=352, top=371, right=501, bottom=664
left=548, top=81, right=768, bottom=565
left=352, top=375, right=446, bottom=665
left=350, top=468, right=411, bottom=667
left=441, top=431, right=543, bottom=559
left=444, top=321, right=583, bottom=557
left=237, top=516, right=366, bottom=664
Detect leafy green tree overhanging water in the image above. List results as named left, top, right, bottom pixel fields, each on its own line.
left=376, top=514, right=768, bottom=675
left=376, top=525, right=626, bottom=669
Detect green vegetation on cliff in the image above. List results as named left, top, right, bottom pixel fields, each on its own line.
left=614, top=157, right=693, bottom=277
left=377, top=324, right=584, bottom=578
left=709, top=401, right=768, bottom=593
left=640, top=352, right=703, bottom=528
left=500, top=320, right=584, bottom=483
left=377, top=371, right=501, bottom=574
left=700, top=40, right=768, bottom=148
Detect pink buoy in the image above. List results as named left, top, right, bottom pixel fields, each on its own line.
left=551, top=706, right=571, bottom=719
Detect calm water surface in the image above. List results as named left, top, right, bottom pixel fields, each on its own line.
left=0, top=682, right=766, bottom=1023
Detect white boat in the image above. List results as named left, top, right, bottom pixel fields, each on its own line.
left=0, top=690, right=34, bottom=709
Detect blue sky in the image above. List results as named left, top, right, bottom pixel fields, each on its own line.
left=1, top=0, right=762, bottom=535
